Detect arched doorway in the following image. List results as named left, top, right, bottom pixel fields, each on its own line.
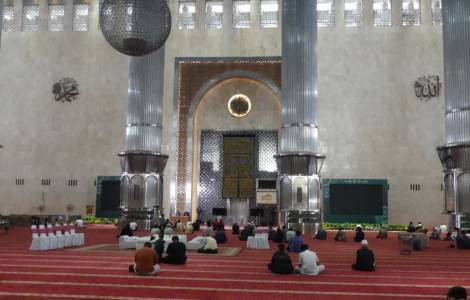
left=191, top=77, right=281, bottom=221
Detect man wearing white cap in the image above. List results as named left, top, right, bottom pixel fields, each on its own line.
left=352, top=240, right=375, bottom=271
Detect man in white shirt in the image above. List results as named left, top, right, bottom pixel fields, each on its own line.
left=294, top=244, right=325, bottom=275
left=198, top=235, right=218, bottom=254
left=440, top=223, right=449, bottom=240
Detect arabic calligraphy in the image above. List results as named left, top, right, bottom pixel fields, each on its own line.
left=414, top=75, right=442, bottom=101
left=52, top=77, right=79, bottom=102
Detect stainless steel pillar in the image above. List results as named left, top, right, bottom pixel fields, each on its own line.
left=275, top=0, right=325, bottom=234
left=119, top=47, right=168, bottom=230
left=0, top=0, right=3, bottom=49
left=437, top=0, right=470, bottom=229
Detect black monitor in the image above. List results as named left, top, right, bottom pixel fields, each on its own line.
left=96, top=176, right=121, bottom=218
left=330, top=184, right=383, bottom=215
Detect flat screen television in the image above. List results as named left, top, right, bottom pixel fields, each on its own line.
left=329, top=184, right=383, bottom=215
left=323, top=179, right=388, bottom=224
left=96, top=176, right=121, bottom=218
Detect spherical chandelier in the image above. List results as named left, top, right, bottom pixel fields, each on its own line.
left=99, top=0, right=172, bottom=57
left=228, top=94, right=252, bottom=117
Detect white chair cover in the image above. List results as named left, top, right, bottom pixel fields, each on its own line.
left=187, top=236, right=206, bottom=251
left=30, top=225, right=46, bottom=251
left=63, top=224, right=74, bottom=247
left=247, top=234, right=270, bottom=249
left=55, top=224, right=65, bottom=248
left=36, top=225, right=50, bottom=251
left=46, top=224, right=58, bottom=250
left=135, top=237, right=151, bottom=251
left=70, top=226, right=85, bottom=247
left=118, top=235, right=138, bottom=249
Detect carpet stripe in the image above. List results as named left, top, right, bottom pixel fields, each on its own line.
left=0, top=292, right=186, bottom=300
left=2, top=267, right=470, bottom=282
left=1, top=258, right=469, bottom=274
left=0, top=271, right=468, bottom=289
left=2, top=252, right=470, bottom=267
left=2, top=262, right=470, bottom=276
left=0, top=280, right=443, bottom=298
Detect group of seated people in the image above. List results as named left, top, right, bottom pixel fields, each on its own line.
left=127, top=219, right=380, bottom=277
left=129, top=235, right=188, bottom=276
left=267, top=239, right=375, bottom=275
left=127, top=217, right=232, bottom=276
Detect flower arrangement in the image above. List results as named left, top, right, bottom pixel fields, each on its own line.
left=84, top=216, right=119, bottom=225
left=322, top=223, right=408, bottom=231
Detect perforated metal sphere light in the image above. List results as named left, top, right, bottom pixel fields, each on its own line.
left=100, top=0, right=172, bottom=57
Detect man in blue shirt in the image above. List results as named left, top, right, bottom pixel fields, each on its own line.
left=288, top=230, right=304, bottom=253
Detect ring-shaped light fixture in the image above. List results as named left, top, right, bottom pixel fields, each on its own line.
left=228, top=94, right=252, bottom=117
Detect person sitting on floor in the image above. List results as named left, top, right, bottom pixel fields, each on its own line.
left=314, top=226, right=327, bottom=240
left=407, top=221, right=416, bottom=233
left=214, top=226, right=227, bottom=244
left=440, top=223, right=449, bottom=240
left=175, top=220, right=186, bottom=235
left=198, top=234, right=218, bottom=254
left=376, top=226, right=388, bottom=239
left=192, top=219, right=201, bottom=231
left=129, top=242, right=160, bottom=276
left=273, top=227, right=284, bottom=243
left=430, top=226, right=440, bottom=239
left=335, top=228, right=347, bottom=242
left=294, top=244, right=325, bottom=275
left=447, top=286, right=468, bottom=300
left=232, top=223, right=240, bottom=235
left=285, top=228, right=296, bottom=243
left=288, top=231, right=304, bottom=253
left=203, top=224, right=212, bottom=237
left=164, top=225, right=175, bottom=236
left=117, top=224, right=133, bottom=238
left=354, top=226, right=365, bottom=242
left=212, top=219, right=220, bottom=231
left=161, top=236, right=187, bottom=265
left=153, top=235, right=165, bottom=258
left=239, top=224, right=254, bottom=241
left=282, top=226, right=287, bottom=241
left=416, top=221, right=424, bottom=232
left=186, top=222, right=194, bottom=235
left=268, top=243, right=293, bottom=274
left=352, top=240, right=375, bottom=271
left=412, top=234, right=423, bottom=251
left=149, top=226, right=161, bottom=241
left=158, top=215, right=166, bottom=227
left=456, top=230, right=470, bottom=249
left=268, top=225, right=276, bottom=241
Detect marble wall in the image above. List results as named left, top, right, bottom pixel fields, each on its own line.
left=0, top=0, right=446, bottom=226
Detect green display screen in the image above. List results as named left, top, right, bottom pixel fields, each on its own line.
left=323, top=179, right=388, bottom=224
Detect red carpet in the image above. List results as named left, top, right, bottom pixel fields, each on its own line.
left=0, top=226, right=469, bottom=299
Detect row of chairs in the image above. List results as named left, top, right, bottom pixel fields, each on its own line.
left=30, top=224, right=85, bottom=251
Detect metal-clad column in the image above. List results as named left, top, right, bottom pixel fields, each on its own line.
left=126, top=48, right=164, bottom=153
left=279, top=0, right=318, bottom=154
left=275, top=0, right=325, bottom=233
left=119, top=47, right=168, bottom=229
left=437, top=0, right=470, bottom=229
left=0, top=0, right=4, bottom=48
